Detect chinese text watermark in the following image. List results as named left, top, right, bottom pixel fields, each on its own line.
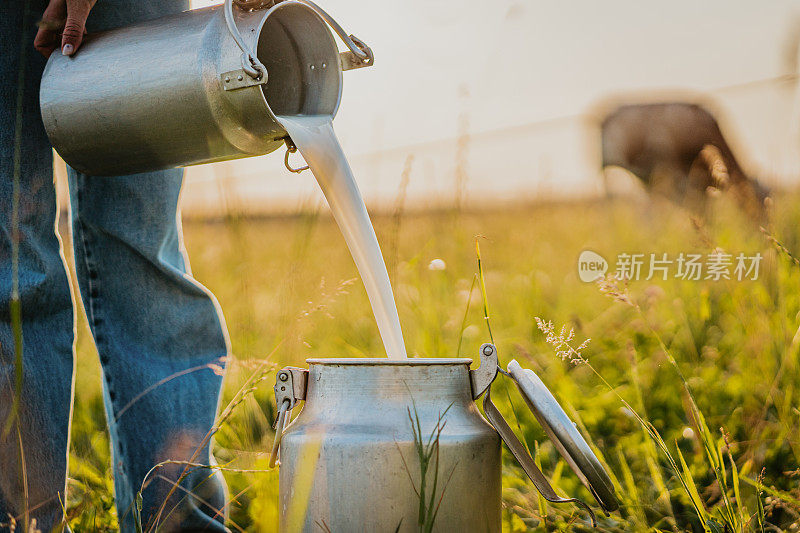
left=578, top=250, right=761, bottom=282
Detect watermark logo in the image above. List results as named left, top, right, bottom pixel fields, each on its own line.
left=578, top=250, right=608, bottom=282
left=578, top=250, right=762, bottom=282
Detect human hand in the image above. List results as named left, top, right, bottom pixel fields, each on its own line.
left=34, top=0, right=98, bottom=58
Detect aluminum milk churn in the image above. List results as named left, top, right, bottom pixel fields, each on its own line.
left=39, top=0, right=373, bottom=176
left=270, top=344, right=619, bottom=532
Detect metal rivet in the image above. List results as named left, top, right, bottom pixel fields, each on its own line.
left=237, top=74, right=244, bottom=81
left=322, top=62, right=326, bottom=68
left=225, top=76, right=231, bottom=82
left=310, top=64, right=315, bottom=70
left=279, top=372, right=288, bottom=382
left=482, top=344, right=494, bottom=356
left=280, top=386, right=286, bottom=391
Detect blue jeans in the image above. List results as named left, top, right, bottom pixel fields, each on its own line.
left=1, top=2, right=231, bottom=531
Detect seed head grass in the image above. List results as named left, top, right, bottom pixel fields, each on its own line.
left=37, top=191, right=800, bottom=530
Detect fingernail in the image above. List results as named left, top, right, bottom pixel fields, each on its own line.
left=62, top=44, right=74, bottom=56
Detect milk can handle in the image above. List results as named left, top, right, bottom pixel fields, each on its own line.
left=225, top=0, right=374, bottom=81
left=269, top=398, right=292, bottom=468
left=224, top=0, right=268, bottom=80
left=285, top=0, right=374, bottom=65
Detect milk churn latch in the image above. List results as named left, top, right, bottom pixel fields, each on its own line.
left=221, top=69, right=269, bottom=91
left=473, top=343, right=620, bottom=524
left=469, top=342, right=499, bottom=399
left=270, top=366, right=308, bottom=467
left=469, top=345, right=598, bottom=521
left=223, top=0, right=374, bottom=92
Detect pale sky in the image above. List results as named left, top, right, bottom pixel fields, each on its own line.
left=182, top=0, right=800, bottom=214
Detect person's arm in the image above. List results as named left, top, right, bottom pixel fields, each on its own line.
left=34, top=0, right=97, bottom=58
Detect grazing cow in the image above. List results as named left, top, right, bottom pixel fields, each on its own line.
left=600, top=102, right=769, bottom=220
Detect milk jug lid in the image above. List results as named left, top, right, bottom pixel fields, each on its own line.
left=474, top=343, right=619, bottom=522
left=505, top=359, right=619, bottom=514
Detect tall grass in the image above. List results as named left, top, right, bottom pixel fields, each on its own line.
left=58, top=191, right=800, bottom=530
left=398, top=401, right=455, bottom=532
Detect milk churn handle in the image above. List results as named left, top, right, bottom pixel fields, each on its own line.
left=224, top=0, right=268, bottom=80
left=269, top=398, right=292, bottom=468
left=260, top=0, right=374, bottom=69
left=287, top=0, right=374, bottom=64
left=226, top=0, right=372, bottom=80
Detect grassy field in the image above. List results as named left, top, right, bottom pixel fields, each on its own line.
left=63, top=192, right=800, bottom=531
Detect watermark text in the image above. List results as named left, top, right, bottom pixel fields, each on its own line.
left=578, top=250, right=761, bottom=282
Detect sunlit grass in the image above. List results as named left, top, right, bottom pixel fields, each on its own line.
left=64, top=192, right=800, bottom=531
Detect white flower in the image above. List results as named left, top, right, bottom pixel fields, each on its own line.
left=428, top=258, right=446, bottom=271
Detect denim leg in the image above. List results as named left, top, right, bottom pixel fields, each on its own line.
left=68, top=170, right=231, bottom=532
left=68, top=1, right=231, bottom=532
left=0, top=1, right=75, bottom=529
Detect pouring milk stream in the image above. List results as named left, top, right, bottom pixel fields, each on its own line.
left=278, top=116, right=407, bottom=359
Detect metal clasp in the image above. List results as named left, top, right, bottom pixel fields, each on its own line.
left=283, top=138, right=310, bottom=173
left=338, top=34, right=374, bottom=71
left=269, top=366, right=308, bottom=468
left=472, top=344, right=600, bottom=526
left=221, top=68, right=269, bottom=91
left=470, top=343, right=499, bottom=399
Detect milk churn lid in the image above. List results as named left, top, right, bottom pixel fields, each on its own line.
left=506, top=359, right=619, bottom=513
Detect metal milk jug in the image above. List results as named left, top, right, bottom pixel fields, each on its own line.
left=270, top=344, right=619, bottom=532
left=39, top=0, right=373, bottom=176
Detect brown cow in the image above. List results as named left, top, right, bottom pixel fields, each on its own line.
left=600, top=102, right=769, bottom=221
